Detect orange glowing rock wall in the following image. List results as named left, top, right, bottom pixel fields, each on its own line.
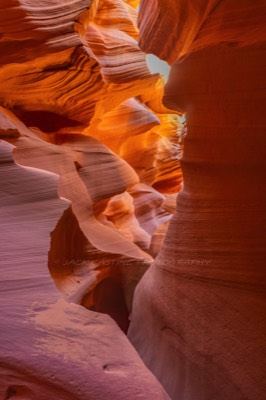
left=0, top=0, right=181, bottom=398
left=129, top=1, right=266, bottom=400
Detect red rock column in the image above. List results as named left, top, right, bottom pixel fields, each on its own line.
left=128, top=43, right=266, bottom=400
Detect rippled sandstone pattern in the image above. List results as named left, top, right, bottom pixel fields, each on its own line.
left=0, top=141, right=170, bottom=400
left=129, top=1, right=266, bottom=400
left=0, top=0, right=181, bottom=398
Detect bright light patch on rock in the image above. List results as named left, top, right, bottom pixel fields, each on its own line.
left=146, top=54, right=170, bottom=82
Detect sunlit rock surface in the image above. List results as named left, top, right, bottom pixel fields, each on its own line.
left=129, top=1, right=266, bottom=400
left=0, top=0, right=180, bottom=398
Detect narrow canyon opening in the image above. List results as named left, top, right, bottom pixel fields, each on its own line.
left=39, top=18, right=187, bottom=337
left=46, top=44, right=186, bottom=334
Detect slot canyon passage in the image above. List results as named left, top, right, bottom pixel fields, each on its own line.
left=0, top=0, right=265, bottom=399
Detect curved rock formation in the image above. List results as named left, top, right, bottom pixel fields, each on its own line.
left=0, top=0, right=180, bottom=398
left=0, top=141, right=170, bottom=400
left=129, top=1, right=266, bottom=400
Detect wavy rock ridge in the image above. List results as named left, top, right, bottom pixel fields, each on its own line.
left=0, top=0, right=181, bottom=398
left=1, top=1, right=264, bottom=399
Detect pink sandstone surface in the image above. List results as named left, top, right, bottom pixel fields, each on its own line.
left=129, top=1, right=266, bottom=399
left=0, top=0, right=178, bottom=398
left=0, top=1, right=265, bottom=399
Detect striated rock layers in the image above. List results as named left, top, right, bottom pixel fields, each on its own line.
left=128, top=1, right=266, bottom=400
left=0, top=0, right=181, bottom=398
left=0, top=141, right=170, bottom=400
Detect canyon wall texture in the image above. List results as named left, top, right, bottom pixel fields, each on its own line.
left=1, top=1, right=265, bottom=399
left=0, top=141, right=170, bottom=400
left=0, top=0, right=180, bottom=398
left=129, top=1, right=266, bottom=400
